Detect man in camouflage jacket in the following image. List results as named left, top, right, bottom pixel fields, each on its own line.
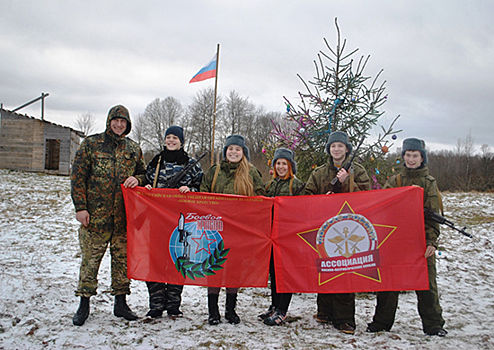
left=305, top=131, right=371, bottom=334
left=71, top=105, right=146, bottom=326
left=367, top=138, right=447, bottom=337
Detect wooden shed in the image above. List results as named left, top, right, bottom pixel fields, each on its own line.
left=0, top=108, right=84, bottom=175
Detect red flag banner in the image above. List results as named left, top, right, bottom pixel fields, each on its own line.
left=272, top=186, right=429, bottom=293
left=122, top=187, right=272, bottom=288
left=123, top=186, right=429, bottom=293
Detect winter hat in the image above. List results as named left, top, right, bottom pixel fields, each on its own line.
left=107, top=105, right=131, bottom=135
left=325, top=131, right=353, bottom=155
left=165, top=126, right=184, bottom=144
left=402, top=138, right=427, bottom=165
left=272, top=148, right=297, bottom=175
left=223, top=134, right=250, bottom=161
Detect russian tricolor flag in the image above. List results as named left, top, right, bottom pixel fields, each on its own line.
left=189, top=53, right=217, bottom=83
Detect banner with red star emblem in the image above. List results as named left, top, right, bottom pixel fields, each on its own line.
left=123, top=187, right=272, bottom=287
left=272, top=186, right=429, bottom=293
left=123, top=186, right=429, bottom=292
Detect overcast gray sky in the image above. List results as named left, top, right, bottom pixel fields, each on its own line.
left=1, top=0, right=493, bottom=153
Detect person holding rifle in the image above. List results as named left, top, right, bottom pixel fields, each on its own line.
left=143, top=126, right=204, bottom=318
left=305, top=131, right=371, bottom=334
left=367, top=137, right=447, bottom=336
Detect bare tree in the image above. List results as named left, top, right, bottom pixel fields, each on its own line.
left=162, top=96, right=183, bottom=126
left=75, top=112, right=96, bottom=136
left=136, top=97, right=185, bottom=153
left=223, top=90, right=250, bottom=136
left=454, top=133, right=475, bottom=190
left=129, top=113, right=146, bottom=147
left=185, top=88, right=222, bottom=159
left=455, top=132, right=475, bottom=157
left=480, top=144, right=493, bottom=161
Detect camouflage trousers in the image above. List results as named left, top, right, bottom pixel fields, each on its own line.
left=371, top=254, right=445, bottom=333
left=75, top=226, right=130, bottom=297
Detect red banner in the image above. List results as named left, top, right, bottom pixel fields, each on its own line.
left=272, top=186, right=429, bottom=293
left=122, top=187, right=272, bottom=288
left=123, top=186, right=429, bottom=292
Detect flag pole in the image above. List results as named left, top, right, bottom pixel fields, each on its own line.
left=211, top=43, right=220, bottom=166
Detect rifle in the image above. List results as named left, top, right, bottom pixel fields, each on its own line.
left=292, top=182, right=306, bottom=196
left=423, top=207, right=473, bottom=238
left=330, top=135, right=365, bottom=187
left=166, top=152, right=207, bottom=188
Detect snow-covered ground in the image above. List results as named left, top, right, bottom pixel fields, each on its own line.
left=0, top=168, right=493, bottom=349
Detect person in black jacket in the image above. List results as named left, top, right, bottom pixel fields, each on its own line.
left=143, top=126, right=203, bottom=318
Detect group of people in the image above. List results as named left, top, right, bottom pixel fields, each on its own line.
left=70, top=104, right=447, bottom=337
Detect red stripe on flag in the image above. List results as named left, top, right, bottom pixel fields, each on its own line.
left=189, top=69, right=216, bottom=83
left=189, top=53, right=217, bottom=83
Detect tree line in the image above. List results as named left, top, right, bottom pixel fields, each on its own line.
left=75, top=92, right=493, bottom=192
left=427, top=135, right=494, bottom=192
left=76, top=91, right=493, bottom=191
left=129, top=88, right=281, bottom=178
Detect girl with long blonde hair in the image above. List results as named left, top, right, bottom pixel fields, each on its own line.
left=200, top=134, right=265, bottom=325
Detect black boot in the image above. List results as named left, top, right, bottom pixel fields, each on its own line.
left=208, top=293, right=221, bottom=325
left=73, top=297, right=90, bottom=326
left=225, top=293, right=240, bottom=324
left=114, top=295, right=138, bottom=321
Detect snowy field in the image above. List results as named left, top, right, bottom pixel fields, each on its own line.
left=0, top=168, right=493, bottom=350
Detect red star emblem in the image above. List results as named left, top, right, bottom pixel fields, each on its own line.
left=191, top=230, right=217, bottom=255
left=297, top=201, right=396, bottom=284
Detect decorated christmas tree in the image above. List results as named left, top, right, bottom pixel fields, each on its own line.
left=264, top=18, right=401, bottom=187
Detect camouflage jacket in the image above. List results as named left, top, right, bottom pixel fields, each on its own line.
left=145, top=153, right=203, bottom=191
left=71, top=114, right=146, bottom=234
left=305, top=156, right=371, bottom=195
left=384, top=165, right=441, bottom=247
left=200, top=161, right=265, bottom=195
left=265, top=176, right=306, bottom=197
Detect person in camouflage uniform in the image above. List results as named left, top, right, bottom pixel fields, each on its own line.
left=259, top=148, right=306, bottom=326
left=71, top=105, right=146, bottom=326
left=367, top=138, right=447, bottom=337
left=305, top=131, right=371, bottom=334
left=200, top=134, right=265, bottom=325
left=142, top=126, right=204, bottom=319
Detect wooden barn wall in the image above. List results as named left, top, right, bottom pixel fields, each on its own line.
left=0, top=109, right=81, bottom=175
left=0, top=111, right=42, bottom=172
